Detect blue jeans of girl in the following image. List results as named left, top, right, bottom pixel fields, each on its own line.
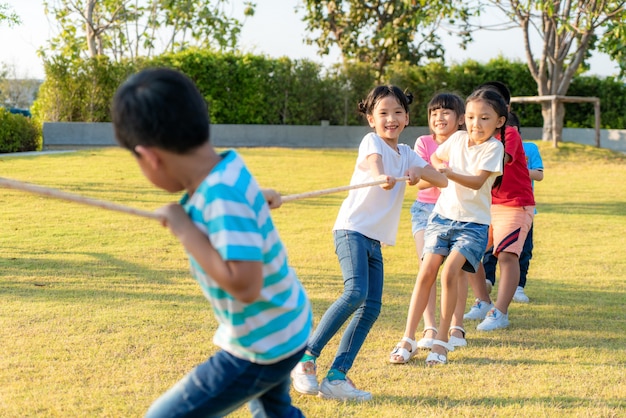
left=306, top=229, right=383, bottom=374
left=144, top=348, right=305, bottom=418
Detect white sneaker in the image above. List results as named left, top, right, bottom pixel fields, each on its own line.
left=476, top=307, right=510, bottom=331
left=485, top=279, right=493, bottom=295
left=513, top=286, right=530, bottom=303
left=290, top=360, right=319, bottom=395
left=463, top=298, right=494, bottom=320
left=318, top=378, right=372, bottom=401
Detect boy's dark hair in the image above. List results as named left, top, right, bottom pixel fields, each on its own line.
left=466, top=87, right=509, bottom=189
left=112, top=67, right=210, bottom=154
left=427, top=92, right=466, bottom=136
left=358, top=85, right=413, bottom=116
left=477, top=81, right=511, bottom=105
left=507, top=111, right=521, bottom=133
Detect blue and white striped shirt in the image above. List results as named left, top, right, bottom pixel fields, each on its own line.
left=181, top=150, right=312, bottom=364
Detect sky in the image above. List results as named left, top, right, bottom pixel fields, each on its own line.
left=0, top=0, right=620, bottom=80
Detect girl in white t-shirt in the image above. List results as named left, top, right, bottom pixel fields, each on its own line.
left=390, top=87, right=507, bottom=366
left=389, top=93, right=466, bottom=364
left=290, top=85, right=447, bottom=400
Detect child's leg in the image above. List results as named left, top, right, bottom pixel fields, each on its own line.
left=494, top=252, right=519, bottom=313
left=329, top=232, right=384, bottom=375
left=145, top=349, right=303, bottom=418
left=449, top=271, right=468, bottom=343
left=413, top=229, right=437, bottom=342
left=307, top=230, right=375, bottom=363
left=433, top=251, right=468, bottom=353
left=389, top=253, right=443, bottom=363
left=251, top=376, right=305, bottom=418
left=468, top=263, right=492, bottom=304
left=482, top=248, right=498, bottom=286
left=401, top=253, right=443, bottom=342
left=518, top=223, right=534, bottom=288
left=489, top=205, right=534, bottom=315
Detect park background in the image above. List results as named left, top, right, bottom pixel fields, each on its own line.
left=2, top=2, right=626, bottom=153
left=1, top=1, right=625, bottom=417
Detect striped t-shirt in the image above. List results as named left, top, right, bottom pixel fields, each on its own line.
left=180, top=150, right=312, bottom=364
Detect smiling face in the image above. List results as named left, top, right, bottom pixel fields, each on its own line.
left=464, top=98, right=506, bottom=145
left=366, top=95, right=409, bottom=143
left=429, top=108, right=464, bottom=143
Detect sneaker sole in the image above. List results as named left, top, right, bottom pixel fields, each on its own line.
left=318, top=391, right=372, bottom=401
left=476, top=322, right=510, bottom=331
left=463, top=313, right=489, bottom=320
left=292, top=384, right=320, bottom=395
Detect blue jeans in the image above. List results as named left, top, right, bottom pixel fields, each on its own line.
left=307, top=230, right=383, bottom=374
left=144, top=348, right=305, bottom=418
left=484, top=223, right=534, bottom=287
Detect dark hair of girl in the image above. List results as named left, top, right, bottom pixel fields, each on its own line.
left=357, top=85, right=413, bottom=116
left=466, top=87, right=508, bottom=189
left=427, top=92, right=466, bottom=139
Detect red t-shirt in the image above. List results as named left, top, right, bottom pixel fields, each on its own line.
left=492, top=126, right=535, bottom=206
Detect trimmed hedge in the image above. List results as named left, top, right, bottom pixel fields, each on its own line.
left=31, top=50, right=626, bottom=132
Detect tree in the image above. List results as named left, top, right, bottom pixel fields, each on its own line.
left=42, top=0, right=255, bottom=61
left=0, top=64, right=42, bottom=109
left=300, top=0, right=469, bottom=81
left=0, top=3, right=20, bottom=27
left=468, top=1, right=626, bottom=143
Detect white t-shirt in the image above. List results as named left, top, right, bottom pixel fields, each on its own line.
left=333, top=132, right=427, bottom=245
left=434, top=130, right=504, bottom=225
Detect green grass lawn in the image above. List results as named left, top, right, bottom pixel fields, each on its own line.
left=1, top=142, right=625, bottom=417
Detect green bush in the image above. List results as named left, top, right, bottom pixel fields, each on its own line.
left=0, top=108, right=41, bottom=152
left=32, top=56, right=137, bottom=124
left=30, top=49, right=626, bottom=131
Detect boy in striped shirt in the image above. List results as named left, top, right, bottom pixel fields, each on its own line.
left=112, top=68, right=311, bottom=418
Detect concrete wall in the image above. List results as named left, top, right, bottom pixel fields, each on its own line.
left=42, top=122, right=626, bottom=153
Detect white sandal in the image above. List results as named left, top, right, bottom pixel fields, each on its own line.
left=425, top=340, right=454, bottom=366
left=389, top=337, right=418, bottom=364
left=448, top=326, right=467, bottom=348
left=416, top=326, right=438, bottom=349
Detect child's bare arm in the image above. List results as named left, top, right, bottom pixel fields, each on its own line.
left=366, top=153, right=396, bottom=190
left=413, top=165, right=448, bottom=188
left=529, top=168, right=544, bottom=182
left=155, top=203, right=263, bottom=303
left=416, top=154, right=449, bottom=189
left=440, top=169, right=494, bottom=190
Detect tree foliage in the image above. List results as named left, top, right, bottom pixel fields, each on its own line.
left=468, top=1, right=626, bottom=142
left=0, top=2, right=20, bottom=27
left=300, top=0, right=470, bottom=80
left=41, top=0, right=255, bottom=61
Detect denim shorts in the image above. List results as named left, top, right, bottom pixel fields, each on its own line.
left=423, top=213, right=489, bottom=273
left=410, top=200, right=436, bottom=236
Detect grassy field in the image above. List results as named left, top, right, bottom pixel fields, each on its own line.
left=0, top=142, right=625, bottom=417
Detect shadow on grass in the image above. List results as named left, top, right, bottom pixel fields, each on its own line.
left=380, top=274, right=626, bottom=352
left=0, top=251, right=203, bottom=305
left=379, top=394, right=625, bottom=411
left=0, top=252, right=183, bottom=282
left=538, top=201, right=626, bottom=216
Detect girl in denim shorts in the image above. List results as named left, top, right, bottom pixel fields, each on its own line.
left=391, top=88, right=507, bottom=366
left=389, top=92, right=466, bottom=364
